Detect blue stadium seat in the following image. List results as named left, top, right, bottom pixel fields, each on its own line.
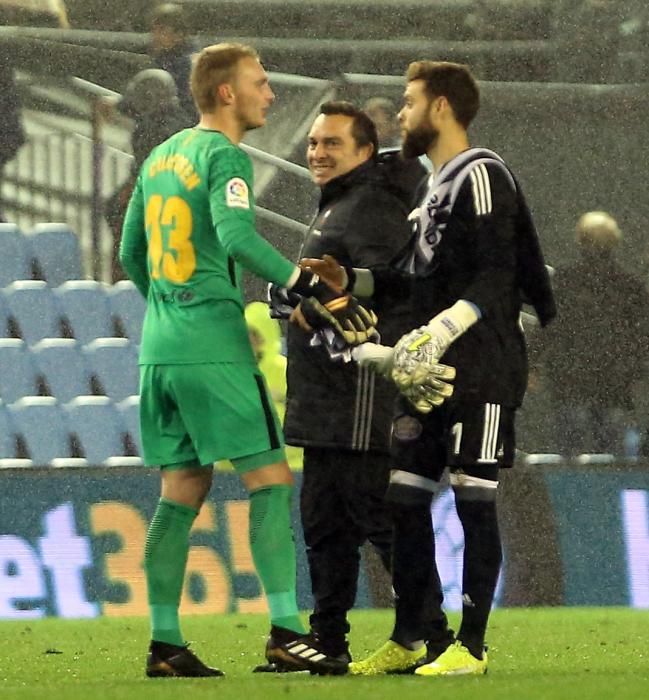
left=0, top=223, right=32, bottom=286
left=0, top=339, right=39, bottom=402
left=117, top=395, right=141, bottom=456
left=3, top=281, right=61, bottom=345
left=83, top=337, right=139, bottom=402
left=0, top=400, right=15, bottom=459
left=0, top=293, right=9, bottom=337
left=55, top=280, right=114, bottom=344
left=31, top=339, right=91, bottom=402
left=64, top=396, right=125, bottom=464
left=8, top=396, right=72, bottom=465
left=27, top=223, right=83, bottom=287
left=108, top=280, right=145, bottom=343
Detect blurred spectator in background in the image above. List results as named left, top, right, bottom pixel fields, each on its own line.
left=529, top=211, right=649, bottom=456
left=364, top=95, right=429, bottom=198
left=148, top=2, right=198, bottom=121
left=363, top=97, right=400, bottom=148
left=103, top=68, right=190, bottom=280
left=244, top=301, right=302, bottom=469
left=0, top=53, right=25, bottom=223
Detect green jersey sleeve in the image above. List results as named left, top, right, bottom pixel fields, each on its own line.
left=208, top=146, right=295, bottom=286
left=119, top=174, right=150, bottom=298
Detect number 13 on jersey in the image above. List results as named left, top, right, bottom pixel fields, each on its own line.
left=146, top=194, right=196, bottom=283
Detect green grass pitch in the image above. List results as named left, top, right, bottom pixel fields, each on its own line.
left=2, top=608, right=649, bottom=700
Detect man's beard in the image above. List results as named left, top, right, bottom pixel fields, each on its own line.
left=402, top=121, right=438, bottom=159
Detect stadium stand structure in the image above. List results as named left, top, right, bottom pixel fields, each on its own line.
left=8, top=396, right=85, bottom=466
left=117, top=395, right=141, bottom=457
left=0, top=224, right=32, bottom=286
left=27, top=223, right=83, bottom=286
left=3, top=281, right=62, bottom=344
left=55, top=280, right=115, bottom=344
left=0, top=400, right=14, bottom=460
left=0, top=339, right=39, bottom=402
left=108, top=280, right=145, bottom=343
left=31, top=338, right=92, bottom=403
left=83, top=337, right=139, bottom=402
left=64, top=395, right=135, bottom=465
left=0, top=224, right=145, bottom=465
left=0, top=293, right=8, bottom=336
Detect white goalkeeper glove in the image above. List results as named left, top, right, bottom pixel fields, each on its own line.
left=400, top=366, right=456, bottom=413
left=352, top=342, right=456, bottom=414
left=351, top=342, right=395, bottom=377
left=391, top=300, right=480, bottom=411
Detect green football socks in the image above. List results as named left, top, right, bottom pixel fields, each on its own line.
left=144, top=497, right=198, bottom=647
left=248, top=485, right=306, bottom=634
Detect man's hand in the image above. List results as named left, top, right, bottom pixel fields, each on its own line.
left=267, top=283, right=301, bottom=320
left=352, top=340, right=454, bottom=413
left=391, top=325, right=456, bottom=413
left=299, top=254, right=348, bottom=290
left=399, top=368, right=456, bottom=414
left=290, top=294, right=377, bottom=346
left=392, top=326, right=451, bottom=382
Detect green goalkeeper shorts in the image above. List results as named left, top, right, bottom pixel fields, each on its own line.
left=139, top=363, right=285, bottom=472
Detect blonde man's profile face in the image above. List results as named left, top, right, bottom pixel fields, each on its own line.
left=231, top=57, right=275, bottom=131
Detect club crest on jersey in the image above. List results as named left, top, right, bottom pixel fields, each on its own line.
left=393, top=415, right=423, bottom=441
left=226, top=177, right=250, bottom=209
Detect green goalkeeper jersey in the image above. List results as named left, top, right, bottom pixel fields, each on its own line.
left=120, top=128, right=296, bottom=364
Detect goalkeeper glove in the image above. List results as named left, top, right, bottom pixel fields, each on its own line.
left=291, top=295, right=377, bottom=346
left=392, top=300, right=480, bottom=401
left=353, top=342, right=456, bottom=413
left=351, top=342, right=395, bottom=377
left=399, top=364, right=456, bottom=413
left=267, top=283, right=301, bottom=320
left=288, top=269, right=377, bottom=346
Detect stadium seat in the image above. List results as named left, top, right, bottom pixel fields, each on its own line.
left=0, top=223, right=32, bottom=286
left=0, top=293, right=10, bottom=337
left=64, top=396, right=126, bottom=464
left=0, top=400, right=15, bottom=459
left=0, top=458, right=33, bottom=468
left=576, top=453, right=616, bottom=466
left=117, top=394, right=141, bottom=457
left=0, top=339, right=39, bottom=402
left=31, top=339, right=91, bottom=402
left=108, top=280, right=146, bottom=343
left=83, top=337, right=139, bottom=402
left=55, top=280, right=114, bottom=344
left=27, top=223, right=83, bottom=287
left=8, top=396, right=73, bottom=465
left=3, top=281, right=61, bottom=344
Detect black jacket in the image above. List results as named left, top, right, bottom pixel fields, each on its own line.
left=284, top=158, right=417, bottom=451
left=531, top=252, right=649, bottom=409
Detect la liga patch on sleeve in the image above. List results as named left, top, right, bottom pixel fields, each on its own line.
left=226, top=177, right=250, bottom=209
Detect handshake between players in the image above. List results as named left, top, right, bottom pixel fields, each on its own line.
left=273, top=255, right=463, bottom=414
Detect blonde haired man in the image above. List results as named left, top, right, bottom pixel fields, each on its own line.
left=120, top=43, right=374, bottom=677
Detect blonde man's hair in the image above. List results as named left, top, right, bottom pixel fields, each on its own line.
left=190, top=43, right=259, bottom=114
left=576, top=211, right=622, bottom=251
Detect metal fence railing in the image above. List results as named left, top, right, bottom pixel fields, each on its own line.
left=2, top=71, right=329, bottom=281
left=3, top=129, right=132, bottom=281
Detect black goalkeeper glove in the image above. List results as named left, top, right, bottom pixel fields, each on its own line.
left=267, top=283, right=302, bottom=320
left=289, top=269, right=377, bottom=346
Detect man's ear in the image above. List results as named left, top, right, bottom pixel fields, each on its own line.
left=217, top=83, right=234, bottom=105
left=359, top=142, right=374, bottom=160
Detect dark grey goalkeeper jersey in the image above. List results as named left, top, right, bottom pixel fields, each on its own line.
left=372, top=147, right=556, bottom=407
